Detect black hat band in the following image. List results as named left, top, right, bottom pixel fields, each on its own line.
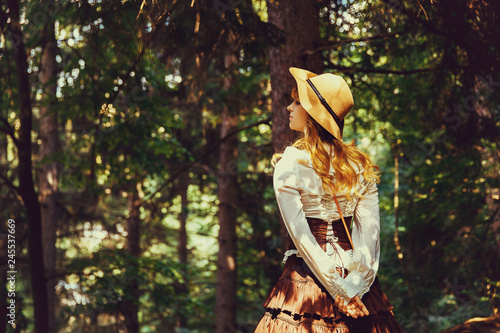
left=306, top=78, right=344, bottom=130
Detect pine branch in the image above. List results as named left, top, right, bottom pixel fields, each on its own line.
left=0, top=115, right=19, bottom=146
left=142, top=116, right=272, bottom=203
left=107, top=7, right=172, bottom=106
left=324, top=61, right=444, bottom=75
left=0, top=172, right=19, bottom=194
left=304, top=32, right=403, bottom=56
left=91, top=6, right=174, bottom=135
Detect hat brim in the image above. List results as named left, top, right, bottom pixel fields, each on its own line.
left=289, top=67, right=343, bottom=140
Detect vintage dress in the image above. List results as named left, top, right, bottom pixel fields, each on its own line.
left=254, top=146, right=403, bottom=332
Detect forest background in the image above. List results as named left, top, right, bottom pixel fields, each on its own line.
left=0, top=0, right=499, bottom=332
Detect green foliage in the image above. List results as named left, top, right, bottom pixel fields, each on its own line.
left=62, top=248, right=198, bottom=330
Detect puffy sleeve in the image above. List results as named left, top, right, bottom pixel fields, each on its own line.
left=343, top=180, right=380, bottom=298
left=273, top=147, right=380, bottom=302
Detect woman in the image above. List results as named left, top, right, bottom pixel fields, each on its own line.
left=254, top=68, right=403, bottom=332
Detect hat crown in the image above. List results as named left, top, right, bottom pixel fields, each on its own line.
left=308, top=74, right=353, bottom=120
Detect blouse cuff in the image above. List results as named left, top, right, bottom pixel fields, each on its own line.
left=342, top=271, right=371, bottom=298
left=326, top=274, right=357, bottom=301
left=327, top=269, right=375, bottom=301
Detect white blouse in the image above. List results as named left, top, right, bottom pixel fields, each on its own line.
left=273, top=146, right=380, bottom=302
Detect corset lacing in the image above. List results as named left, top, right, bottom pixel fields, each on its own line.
left=283, top=217, right=354, bottom=277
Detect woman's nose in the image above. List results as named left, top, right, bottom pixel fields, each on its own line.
left=287, top=103, right=293, bottom=112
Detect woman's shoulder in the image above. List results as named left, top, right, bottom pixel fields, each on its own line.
left=273, top=147, right=311, bottom=175
left=279, top=146, right=311, bottom=165
left=282, top=146, right=306, bottom=157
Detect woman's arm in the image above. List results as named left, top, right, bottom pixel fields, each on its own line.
left=343, top=179, right=380, bottom=297
left=333, top=180, right=380, bottom=315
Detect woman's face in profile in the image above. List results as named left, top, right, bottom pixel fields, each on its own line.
left=287, top=99, right=308, bottom=132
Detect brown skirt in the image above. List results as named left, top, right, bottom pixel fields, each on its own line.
left=254, top=218, right=403, bottom=332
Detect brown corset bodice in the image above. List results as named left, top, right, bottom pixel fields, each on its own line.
left=288, top=217, right=353, bottom=252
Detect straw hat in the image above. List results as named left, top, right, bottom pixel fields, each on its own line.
left=289, top=67, right=354, bottom=140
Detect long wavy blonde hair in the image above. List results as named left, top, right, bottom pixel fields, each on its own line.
left=273, top=88, right=380, bottom=199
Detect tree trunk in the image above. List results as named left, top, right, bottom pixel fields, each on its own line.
left=37, top=11, right=59, bottom=332
left=267, top=0, right=323, bottom=252
left=215, top=48, right=239, bottom=333
left=175, top=171, right=189, bottom=328
left=267, top=0, right=323, bottom=153
left=7, top=0, right=49, bottom=331
left=122, top=190, right=141, bottom=333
